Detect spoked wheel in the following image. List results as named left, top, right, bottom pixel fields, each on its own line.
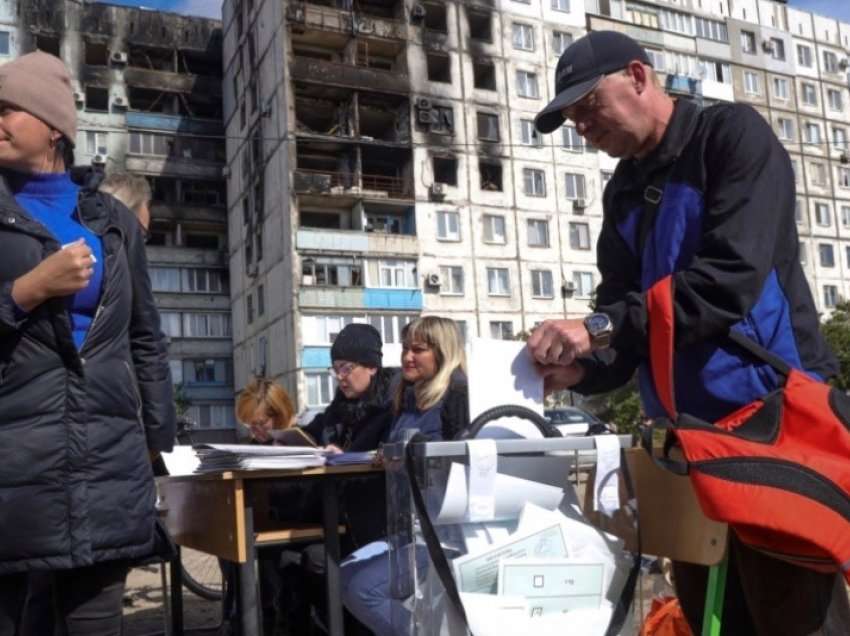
left=180, top=548, right=224, bottom=601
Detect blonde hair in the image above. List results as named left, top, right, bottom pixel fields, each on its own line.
left=235, top=377, right=295, bottom=430
left=99, top=172, right=152, bottom=215
left=394, top=316, right=467, bottom=413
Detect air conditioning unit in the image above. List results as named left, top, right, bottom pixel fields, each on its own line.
left=840, top=58, right=849, bottom=70
left=761, top=40, right=774, bottom=54
left=429, top=182, right=446, bottom=199
left=92, top=153, right=108, bottom=166
left=561, top=280, right=576, bottom=297
left=841, top=152, right=850, bottom=165
left=110, top=51, right=128, bottom=64
left=417, top=108, right=435, bottom=124
left=286, top=3, right=306, bottom=22
left=112, top=95, right=127, bottom=108
left=573, top=198, right=588, bottom=210
left=356, top=17, right=374, bottom=34
left=416, top=97, right=432, bottom=110
left=410, top=3, right=426, bottom=22
left=426, top=272, right=442, bottom=287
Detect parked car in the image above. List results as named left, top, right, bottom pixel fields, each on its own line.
left=544, top=407, right=613, bottom=437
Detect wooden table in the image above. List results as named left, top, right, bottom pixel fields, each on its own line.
left=158, top=464, right=383, bottom=636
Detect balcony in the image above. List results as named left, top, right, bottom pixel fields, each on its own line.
left=291, top=56, right=409, bottom=95
left=126, top=111, right=222, bottom=136
left=294, top=168, right=412, bottom=200
left=297, top=286, right=422, bottom=311
left=288, top=2, right=408, bottom=40
left=296, top=227, right=417, bottom=256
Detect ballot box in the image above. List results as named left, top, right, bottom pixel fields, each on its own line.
left=383, top=432, right=640, bottom=636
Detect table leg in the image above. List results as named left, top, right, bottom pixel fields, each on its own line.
left=237, top=505, right=262, bottom=636
left=169, top=547, right=184, bottom=636
left=323, top=477, right=344, bottom=636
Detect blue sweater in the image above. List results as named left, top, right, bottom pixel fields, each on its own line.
left=11, top=171, right=104, bottom=350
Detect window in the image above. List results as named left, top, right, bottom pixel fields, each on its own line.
left=306, top=372, right=335, bottom=406
left=467, top=10, right=492, bottom=42
left=477, top=112, right=499, bottom=141
left=85, top=131, right=108, bottom=155
left=436, top=210, right=461, bottom=241
left=846, top=245, right=850, bottom=269
left=699, top=59, right=730, bottom=84
left=472, top=59, right=496, bottom=90
left=833, top=127, right=848, bottom=151
left=842, top=205, right=850, bottom=227
left=439, top=265, right=464, bottom=295
left=694, top=17, right=728, bottom=43
left=512, top=23, right=535, bottom=51
left=823, top=51, right=839, bottom=74
left=302, top=260, right=363, bottom=287
left=824, top=285, right=838, bottom=309
left=531, top=270, right=554, bottom=298
left=812, top=164, right=828, bottom=188
left=0, top=32, right=9, bottom=56
left=740, top=30, right=756, bottom=54
left=743, top=71, right=760, bottom=96
left=431, top=105, right=454, bottom=135
left=564, top=173, right=586, bottom=200
left=552, top=31, right=573, bottom=56
left=527, top=219, right=550, bottom=247
left=815, top=202, right=831, bottom=226
left=562, top=125, right=583, bottom=151
left=490, top=321, right=514, bottom=340
left=800, top=242, right=807, bottom=265
left=797, top=44, right=813, bottom=67
left=376, top=259, right=417, bottom=288
left=768, top=37, right=785, bottom=60
left=819, top=243, right=835, bottom=267
left=516, top=70, right=540, bottom=99
left=129, top=131, right=174, bottom=156
left=479, top=161, right=503, bottom=191
left=569, top=222, right=591, bottom=250
left=433, top=156, right=458, bottom=185
left=160, top=312, right=181, bottom=337
left=523, top=168, right=546, bottom=197
left=187, top=404, right=234, bottom=429
left=828, top=89, right=843, bottom=112
left=423, top=1, right=447, bottom=32
left=627, top=4, right=659, bottom=29
left=183, top=268, right=227, bottom=293
left=85, top=86, right=109, bottom=112
left=804, top=122, right=821, bottom=145
left=483, top=214, right=506, bottom=244
left=185, top=359, right=229, bottom=385
left=572, top=271, right=594, bottom=298
left=838, top=167, right=850, bottom=189
left=487, top=267, right=510, bottom=296
left=257, top=284, right=265, bottom=316
left=777, top=118, right=793, bottom=140
left=773, top=77, right=789, bottom=100
left=551, top=0, right=570, bottom=12
left=660, top=9, right=694, bottom=36
left=520, top=120, right=542, bottom=147
left=150, top=267, right=181, bottom=292
left=246, top=293, right=254, bottom=324
left=801, top=83, right=817, bottom=106
left=183, top=312, right=232, bottom=338
left=426, top=53, right=451, bottom=83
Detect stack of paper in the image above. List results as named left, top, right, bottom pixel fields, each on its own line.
left=193, top=444, right=329, bottom=472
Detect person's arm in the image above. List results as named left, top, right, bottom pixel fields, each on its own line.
left=598, top=105, right=793, bottom=355
left=123, top=203, right=176, bottom=453
left=439, top=380, right=470, bottom=440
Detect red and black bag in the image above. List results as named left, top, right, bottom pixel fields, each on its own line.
left=644, top=274, right=850, bottom=581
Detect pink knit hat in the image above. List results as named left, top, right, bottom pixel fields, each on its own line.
left=0, top=51, right=77, bottom=144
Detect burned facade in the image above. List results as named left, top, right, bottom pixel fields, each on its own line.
left=13, top=1, right=234, bottom=434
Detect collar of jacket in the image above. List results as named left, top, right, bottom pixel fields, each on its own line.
left=625, top=98, right=702, bottom=183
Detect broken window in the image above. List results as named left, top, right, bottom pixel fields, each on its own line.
left=85, top=87, right=109, bottom=113
left=184, top=233, right=221, bottom=249
left=431, top=105, right=454, bottom=134
left=423, top=2, right=448, bottom=33
left=36, top=34, right=60, bottom=57
left=476, top=112, right=499, bottom=142
left=467, top=10, right=492, bottom=42
left=426, top=53, right=451, bottom=83
left=433, top=157, right=457, bottom=186
left=182, top=181, right=225, bottom=206
left=473, top=59, right=496, bottom=91
left=479, top=161, right=503, bottom=191
left=301, top=210, right=347, bottom=229
left=84, top=40, right=108, bottom=66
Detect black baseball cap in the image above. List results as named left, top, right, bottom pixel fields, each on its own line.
left=534, top=31, right=652, bottom=134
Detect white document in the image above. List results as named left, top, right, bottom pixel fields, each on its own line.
left=452, top=522, right=569, bottom=594
left=460, top=593, right=529, bottom=635
left=461, top=522, right=516, bottom=554
left=437, top=462, right=564, bottom=525
left=467, top=439, right=498, bottom=522
left=497, top=559, right=605, bottom=617
left=592, top=435, right=621, bottom=516
left=466, top=338, right=545, bottom=438
left=159, top=445, right=200, bottom=476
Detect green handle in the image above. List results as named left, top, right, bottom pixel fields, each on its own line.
left=701, top=553, right=729, bottom=636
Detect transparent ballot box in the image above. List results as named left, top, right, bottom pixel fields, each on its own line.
left=384, top=433, right=640, bottom=636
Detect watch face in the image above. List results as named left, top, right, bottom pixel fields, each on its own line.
left=587, top=314, right=610, bottom=334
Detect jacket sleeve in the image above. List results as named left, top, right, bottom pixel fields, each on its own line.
left=123, top=203, right=176, bottom=453
left=572, top=347, right=641, bottom=396
left=0, top=281, right=26, bottom=336
left=440, top=380, right=470, bottom=440
left=597, top=104, right=793, bottom=356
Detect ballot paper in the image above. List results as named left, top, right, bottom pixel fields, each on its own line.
left=592, top=435, right=621, bottom=516
left=452, top=522, right=569, bottom=594
left=193, top=443, right=329, bottom=472
left=159, top=445, right=201, bottom=476
left=467, top=439, right=498, bottom=522
left=460, top=593, right=529, bottom=634
left=497, top=559, right=604, bottom=617
left=437, top=462, right=563, bottom=524
left=461, top=521, right=516, bottom=555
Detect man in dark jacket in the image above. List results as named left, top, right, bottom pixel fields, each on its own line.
left=527, top=31, right=850, bottom=634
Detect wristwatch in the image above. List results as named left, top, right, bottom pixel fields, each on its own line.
left=583, top=313, right=613, bottom=350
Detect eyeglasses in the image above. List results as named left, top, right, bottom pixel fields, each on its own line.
left=562, top=74, right=616, bottom=123
left=329, top=362, right=358, bottom=378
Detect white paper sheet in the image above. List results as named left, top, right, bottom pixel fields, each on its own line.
left=159, top=445, right=200, bottom=476
left=592, top=435, right=621, bottom=516
left=436, top=462, right=564, bottom=524
left=467, top=439, right=498, bottom=522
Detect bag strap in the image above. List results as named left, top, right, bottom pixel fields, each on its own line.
left=726, top=330, right=792, bottom=377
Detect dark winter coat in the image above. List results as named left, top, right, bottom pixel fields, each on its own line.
left=0, top=169, right=175, bottom=574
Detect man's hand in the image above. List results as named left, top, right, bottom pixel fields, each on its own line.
left=527, top=319, right=592, bottom=366
left=537, top=362, right=586, bottom=395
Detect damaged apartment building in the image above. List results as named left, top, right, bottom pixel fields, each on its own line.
left=11, top=1, right=235, bottom=435
left=222, top=0, right=598, bottom=410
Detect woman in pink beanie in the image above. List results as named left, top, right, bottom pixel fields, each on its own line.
left=0, top=51, right=175, bottom=636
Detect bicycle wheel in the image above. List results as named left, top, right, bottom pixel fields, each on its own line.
left=180, top=548, right=224, bottom=601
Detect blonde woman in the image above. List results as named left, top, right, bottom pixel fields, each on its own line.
left=341, top=316, right=469, bottom=636
left=235, top=377, right=296, bottom=443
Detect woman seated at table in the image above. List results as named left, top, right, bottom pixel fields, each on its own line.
left=339, top=315, right=470, bottom=636
left=235, top=376, right=297, bottom=443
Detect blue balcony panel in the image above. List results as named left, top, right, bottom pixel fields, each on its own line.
left=126, top=112, right=223, bottom=136
left=363, top=288, right=423, bottom=310
left=302, top=347, right=331, bottom=369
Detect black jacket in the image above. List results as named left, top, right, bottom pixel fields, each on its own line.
left=0, top=169, right=175, bottom=574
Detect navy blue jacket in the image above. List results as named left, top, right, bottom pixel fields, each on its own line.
left=574, top=100, right=836, bottom=421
